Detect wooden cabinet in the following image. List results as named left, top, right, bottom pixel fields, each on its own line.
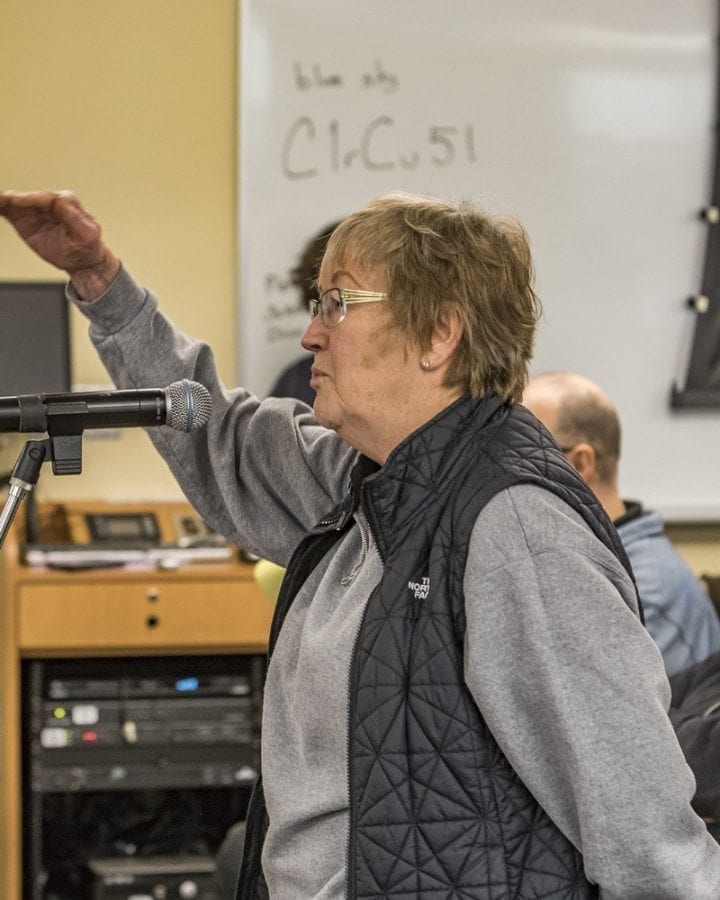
left=0, top=501, right=275, bottom=899
left=18, top=579, right=271, bottom=652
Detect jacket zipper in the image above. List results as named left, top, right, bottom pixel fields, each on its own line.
left=344, top=596, right=369, bottom=899
left=340, top=514, right=369, bottom=585
left=345, top=487, right=384, bottom=898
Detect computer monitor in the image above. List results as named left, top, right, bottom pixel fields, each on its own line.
left=0, top=282, right=71, bottom=396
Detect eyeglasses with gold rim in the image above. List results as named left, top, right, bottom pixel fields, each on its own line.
left=309, top=287, right=388, bottom=328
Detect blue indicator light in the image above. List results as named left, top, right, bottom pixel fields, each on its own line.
left=175, top=677, right=200, bottom=693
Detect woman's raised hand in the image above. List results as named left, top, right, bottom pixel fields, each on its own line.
left=0, top=190, right=120, bottom=300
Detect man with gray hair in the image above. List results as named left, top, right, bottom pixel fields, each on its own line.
left=523, top=371, right=720, bottom=676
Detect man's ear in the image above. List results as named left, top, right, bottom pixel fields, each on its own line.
left=423, top=311, right=463, bottom=369
left=565, top=442, right=597, bottom=481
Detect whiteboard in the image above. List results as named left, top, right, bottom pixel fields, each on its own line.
left=238, top=0, right=720, bottom=521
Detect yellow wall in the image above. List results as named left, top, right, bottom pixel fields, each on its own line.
left=666, top=525, right=720, bottom=580
left=0, top=0, right=237, bottom=502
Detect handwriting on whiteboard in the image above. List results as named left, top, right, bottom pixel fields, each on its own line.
left=281, top=118, right=477, bottom=179
left=281, top=60, right=476, bottom=179
left=293, top=60, right=400, bottom=93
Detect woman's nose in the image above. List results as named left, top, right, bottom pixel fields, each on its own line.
left=301, top=314, right=328, bottom=352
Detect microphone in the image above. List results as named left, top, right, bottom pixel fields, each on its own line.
left=0, top=379, right=213, bottom=435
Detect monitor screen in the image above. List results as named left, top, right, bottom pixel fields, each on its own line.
left=0, top=282, right=71, bottom=396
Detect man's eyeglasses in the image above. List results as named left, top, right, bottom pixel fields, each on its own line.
left=309, top=287, right=388, bottom=328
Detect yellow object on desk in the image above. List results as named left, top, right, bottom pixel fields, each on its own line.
left=253, top=559, right=285, bottom=602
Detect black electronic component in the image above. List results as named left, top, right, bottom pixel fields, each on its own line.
left=23, top=655, right=264, bottom=899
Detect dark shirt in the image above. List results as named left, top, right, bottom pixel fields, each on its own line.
left=669, top=649, right=720, bottom=823
left=268, top=355, right=314, bottom=407
left=613, top=499, right=643, bottom=528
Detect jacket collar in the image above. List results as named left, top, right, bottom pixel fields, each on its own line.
left=349, top=392, right=508, bottom=556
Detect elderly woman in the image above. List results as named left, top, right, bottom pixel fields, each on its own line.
left=2, top=189, right=719, bottom=898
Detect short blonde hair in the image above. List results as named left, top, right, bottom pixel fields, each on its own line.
left=323, top=192, right=540, bottom=402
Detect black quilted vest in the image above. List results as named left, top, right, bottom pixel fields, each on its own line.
left=238, top=393, right=638, bottom=899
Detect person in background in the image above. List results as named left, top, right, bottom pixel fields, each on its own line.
left=267, top=220, right=342, bottom=406
left=523, top=371, right=720, bottom=676
left=2, top=188, right=720, bottom=898
left=669, top=648, right=720, bottom=838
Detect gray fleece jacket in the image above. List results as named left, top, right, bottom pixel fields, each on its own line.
left=71, top=266, right=720, bottom=898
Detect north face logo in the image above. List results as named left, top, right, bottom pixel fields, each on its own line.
left=407, top=576, right=429, bottom=600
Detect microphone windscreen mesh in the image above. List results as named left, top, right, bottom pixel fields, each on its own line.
left=166, top=380, right=213, bottom=431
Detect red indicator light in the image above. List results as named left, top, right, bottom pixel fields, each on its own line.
left=82, top=730, right=98, bottom=743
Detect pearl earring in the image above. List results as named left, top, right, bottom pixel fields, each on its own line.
left=421, top=360, right=431, bottom=370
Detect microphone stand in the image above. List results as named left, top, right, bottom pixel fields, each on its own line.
left=0, top=433, right=83, bottom=549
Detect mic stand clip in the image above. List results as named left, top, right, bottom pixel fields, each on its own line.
left=0, top=433, right=84, bottom=548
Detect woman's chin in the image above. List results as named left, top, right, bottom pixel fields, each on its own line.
left=312, top=397, right=341, bottom=433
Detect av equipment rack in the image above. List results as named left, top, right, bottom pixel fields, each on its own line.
left=23, top=654, right=264, bottom=899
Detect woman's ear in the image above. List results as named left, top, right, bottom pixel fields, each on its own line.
left=423, top=311, right=463, bottom=369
